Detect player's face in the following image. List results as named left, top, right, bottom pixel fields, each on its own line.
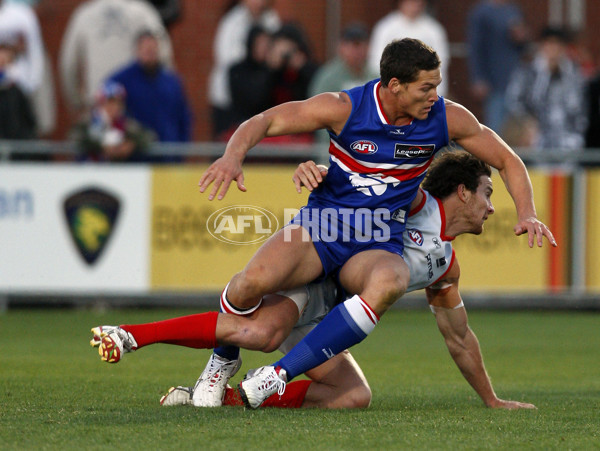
left=398, top=68, right=442, bottom=120
left=465, top=175, right=494, bottom=234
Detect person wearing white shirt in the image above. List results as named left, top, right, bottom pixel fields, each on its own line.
left=0, top=0, right=43, bottom=94
left=59, top=0, right=173, bottom=114
left=368, top=0, right=449, bottom=97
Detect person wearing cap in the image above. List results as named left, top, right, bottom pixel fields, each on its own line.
left=70, top=80, right=155, bottom=162
left=0, top=32, right=36, bottom=140
left=309, top=22, right=375, bottom=143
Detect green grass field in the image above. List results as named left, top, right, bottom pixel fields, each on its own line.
left=1, top=308, right=598, bottom=450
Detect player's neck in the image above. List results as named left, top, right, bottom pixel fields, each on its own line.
left=378, top=85, right=414, bottom=126
left=441, top=198, right=468, bottom=238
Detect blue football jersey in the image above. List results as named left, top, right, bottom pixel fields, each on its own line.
left=309, top=79, right=449, bottom=214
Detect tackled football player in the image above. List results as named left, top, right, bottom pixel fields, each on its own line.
left=94, top=152, right=534, bottom=411
left=194, top=37, right=556, bottom=407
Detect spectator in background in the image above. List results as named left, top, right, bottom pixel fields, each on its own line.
left=107, top=30, right=192, bottom=152
left=0, top=0, right=55, bottom=137
left=0, top=0, right=42, bottom=94
left=229, top=25, right=273, bottom=130
left=267, top=23, right=318, bottom=106
left=70, top=81, right=154, bottom=162
left=368, top=0, right=449, bottom=96
left=208, top=0, right=280, bottom=139
left=585, top=71, right=600, bottom=149
left=467, top=0, right=529, bottom=134
left=0, top=31, right=36, bottom=139
left=146, top=0, right=182, bottom=29
left=309, top=22, right=375, bottom=143
left=59, top=0, right=173, bottom=117
left=505, top=27, right=586, bottom=152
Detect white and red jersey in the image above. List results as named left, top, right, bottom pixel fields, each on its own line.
left=404, top=189, right=455, bottom=292
left=279, top=188, right=456, bottom=352
left=308, top=79, right=450, bottom=214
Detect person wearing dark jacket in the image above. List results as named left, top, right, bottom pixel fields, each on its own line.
left=0, top=34, right=36, bottom=140
left=108, top=30, right=191, bottom=150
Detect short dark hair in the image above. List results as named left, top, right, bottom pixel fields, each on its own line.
left=379, top=38, right=440, bottom=86
left=422, top=150, right=492, bottom=199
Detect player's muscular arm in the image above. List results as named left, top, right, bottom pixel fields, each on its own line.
left=445, top=100, right=556, bottom=248
left=199, top=93, right=351, bottom=200
left=428, top=261, right=535, bottom=409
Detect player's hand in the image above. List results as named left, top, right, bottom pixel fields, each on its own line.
left=513, top=217, right=557, bottom=248
left=487, top=398, right=537, bottom=410
left=292, top=160, right=328, bottom=193
left=198, top=155, right=246, bottom=200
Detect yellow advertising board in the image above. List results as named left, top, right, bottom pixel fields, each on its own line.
left=586, top=170, right=600, bottom=291
left=152, top=166, right=555, bottom=293
left=151, top=165, right=309, bottom=291
left=452, top=170, right=552, bottom=293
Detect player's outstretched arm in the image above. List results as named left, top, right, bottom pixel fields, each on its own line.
left=426, top=262, right=536, bottom=409
left=199, top=93, right=350, bottom=200
left=445, top=100, right=557, bottom=248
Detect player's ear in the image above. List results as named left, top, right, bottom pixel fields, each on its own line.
left=388, top=78, right=401, bottom=94
left=457, top=184, right=470, bottom=203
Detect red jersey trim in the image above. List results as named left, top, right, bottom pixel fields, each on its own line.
left=409, top=188, right=427, bottom=217
left=374, top=81, right=391, bottom=124
left=330, top=143, right=433, bottom=181
left=435, top=196, right=455, bottom=241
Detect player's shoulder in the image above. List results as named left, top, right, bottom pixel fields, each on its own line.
left=444, top=99, right=480, bottom=139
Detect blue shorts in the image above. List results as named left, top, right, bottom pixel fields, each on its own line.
left=289, top=203, right=407, bottom=277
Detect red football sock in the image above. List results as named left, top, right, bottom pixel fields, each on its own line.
left=222, top=380, right=312, bottom=408
left=121, top=312, right=219, bottom=349
left=223, top=387, right=244, bottom=406
left=262, top=380, right=312, bottom=408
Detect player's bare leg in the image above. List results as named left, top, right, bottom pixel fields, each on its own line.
left=195, top=224, right=323, bottom=406
left=225, top=224, right=324, bottom=310
left=239, top=250, right=409, bottom=408
left=301, top=351, right=371, bottom=408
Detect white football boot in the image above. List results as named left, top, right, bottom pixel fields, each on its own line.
left=191, top=353, right=242, bottom=407
left=238, top=365, right=287, bottom=409
left=90, top=325, right=138, bottom=363
left=160, top=386, right=194, bottom=406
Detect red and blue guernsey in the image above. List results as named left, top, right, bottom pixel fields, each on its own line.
left=310, top=79, right=449, bottom=214
left=292, top=79, right=449, bottom=275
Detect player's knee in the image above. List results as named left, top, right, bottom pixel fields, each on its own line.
left=241, top=321, right=284, bottom=352
left=350, top=384, right=372, bottom=409
left=338, top=383, right=372, bottom=409
left=369, top=268, right=407, bottom=305
left=229, top=269, right=270, bottom=308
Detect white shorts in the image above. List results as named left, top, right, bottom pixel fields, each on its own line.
left=277, top=277, right=338, bottom=354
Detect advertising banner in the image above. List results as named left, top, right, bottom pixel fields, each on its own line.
left=150, top=165, right=309, bottom=291
left=0, top=164, right=150, bottom=293
left=586, top=170, right=600, bottom=291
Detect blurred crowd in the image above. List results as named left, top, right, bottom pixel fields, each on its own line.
left=1, top=0, right=600, bottom=163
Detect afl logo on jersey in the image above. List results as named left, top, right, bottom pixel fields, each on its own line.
left=407, top=228, right=424, bottom=246
left=350, top=140, right=378, bottom=154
